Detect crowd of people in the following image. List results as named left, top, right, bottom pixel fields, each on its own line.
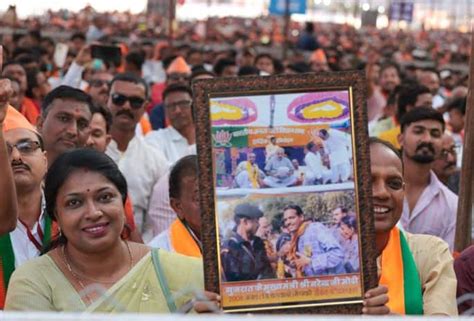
left=0, top=3, right=473, bottom=316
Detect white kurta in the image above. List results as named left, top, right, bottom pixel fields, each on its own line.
left=106, top=136, right=169, bottom=239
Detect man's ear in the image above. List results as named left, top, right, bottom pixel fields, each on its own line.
left=41, top=150, right=48, bottom=168
left=169, top=197, right=182, bottom=218
left=397, top=132, right=404, bottom=149
left=105, top=134, right=112, bottom=147
left=36, top=115, right=44, bottom=133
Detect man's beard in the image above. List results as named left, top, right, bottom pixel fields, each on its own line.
left=411, top=154, right=435, bottom=164
left=411, top=142, right=436, bottom=164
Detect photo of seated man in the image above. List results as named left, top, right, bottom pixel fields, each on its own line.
left=263, top=147, right=297, bottom=187
left=303, top=141, right=332, bottom=185
left=234, top=152, right=265, bottom=188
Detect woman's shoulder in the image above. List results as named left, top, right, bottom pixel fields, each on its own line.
left=12, top=254, right=57, bottom=279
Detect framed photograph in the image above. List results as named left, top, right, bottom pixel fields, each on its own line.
left=193, top=71, right=378, bottom=314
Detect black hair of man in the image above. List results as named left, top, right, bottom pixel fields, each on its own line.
left=70, top=32, right=86, bottom=42
left=396, top=83, right=431, bottom=121
left=163, top=55, right=178, bottom=70
left=41, top=37, right=55, bottom=47
left=90, top=103, right=113, bottom=133
left=254, top=53, right=273, bottom=65
left=319, top=128, right=328, bottom=138
left=446, top=96, right=466, bottom=116
left=15, top=53, right=38, bottom=67
left=306, top=141, right=316, bottom=151
left=110, top=72, right=149, bottom=99
left=169, top=155, right=198, bottom=199
left=41, top=85, right=93, bottom=116
left=125, top=51, right=145, bottom=71
left=304, top=22, right=314, bottom=33
left=190, top=66, right=216, bottom=80
left=162, top=83, right=193, bottom=102
left=11, top=48, right=34, bottom=60
left=238, top=65, right=260, bottom=76
left=283, top=204, right=304, bottom=216
left=287, top=62, right=311, bottom=73
left=213, top=58, right=236, bottom=77
left=25, top=68, right=40, bottom=98
left=186, top=48, right=202, bottom=59
left=2, top=61, right=22, bottom=72
left=28, top=30, right=42, bottom=43
left=400, top=107, right=445, bottom=133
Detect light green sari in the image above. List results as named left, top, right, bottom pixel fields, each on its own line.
left=5, top=249, right=204, bottom=313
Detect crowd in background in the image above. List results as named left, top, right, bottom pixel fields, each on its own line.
left=0, top=3, right=473, bottom=316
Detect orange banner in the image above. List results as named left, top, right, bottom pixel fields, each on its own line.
left=221, top=274, right=362, bottom=308
left=247, top=125, right=329, bottom=148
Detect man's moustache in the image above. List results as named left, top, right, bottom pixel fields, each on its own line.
left=11, top=161, right=30, bottom=171
left=116, top=110, right=134, bottom=119
left=416, top=143, right=435, bottom=153
left=444, top=162, right=456, bottom=170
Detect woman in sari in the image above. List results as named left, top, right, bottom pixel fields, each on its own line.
left=5, top=149, right=218, bottom=313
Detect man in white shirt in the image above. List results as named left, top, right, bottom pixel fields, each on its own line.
left=304, top=141, right=331, bottom=185
left=105, top=73, right=168, bottom=240
left=146, top=84, right=197, bottom=237
left=318, top=128, right=353, bottom=183
left=145, top=83, right=196, bottom=164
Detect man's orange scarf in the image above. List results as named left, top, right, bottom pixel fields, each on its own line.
left=169, top=219, right=202, bottom=258
left=289, top=222, right=309, bottom=278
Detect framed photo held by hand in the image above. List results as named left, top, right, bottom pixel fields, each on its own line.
left=192, top=71, right=378, bottom=314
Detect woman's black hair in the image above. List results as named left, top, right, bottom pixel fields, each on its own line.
left=43, top=148, right=128, bottom=251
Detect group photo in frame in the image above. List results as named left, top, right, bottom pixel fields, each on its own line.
left=193, top=71, right=378, bottom=314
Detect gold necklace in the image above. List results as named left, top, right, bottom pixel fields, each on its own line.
left=62, top=241, right=134, bottom=303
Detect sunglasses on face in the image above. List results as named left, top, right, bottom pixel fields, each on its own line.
left=7, top=140, right=41, bottom=156
left=111, top=93, right=146, bottom=109
left=89, top=79, right=111, bottom=88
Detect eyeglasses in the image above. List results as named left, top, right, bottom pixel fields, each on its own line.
left=441, top=145, right=460, bottom=160
left=89, top=79, right=111, bottom=88
left=165, top=100, right=192, bottom=111
left=111, top=93, right=145, bottom=109
left=6, top=140, right=41, bottom=156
